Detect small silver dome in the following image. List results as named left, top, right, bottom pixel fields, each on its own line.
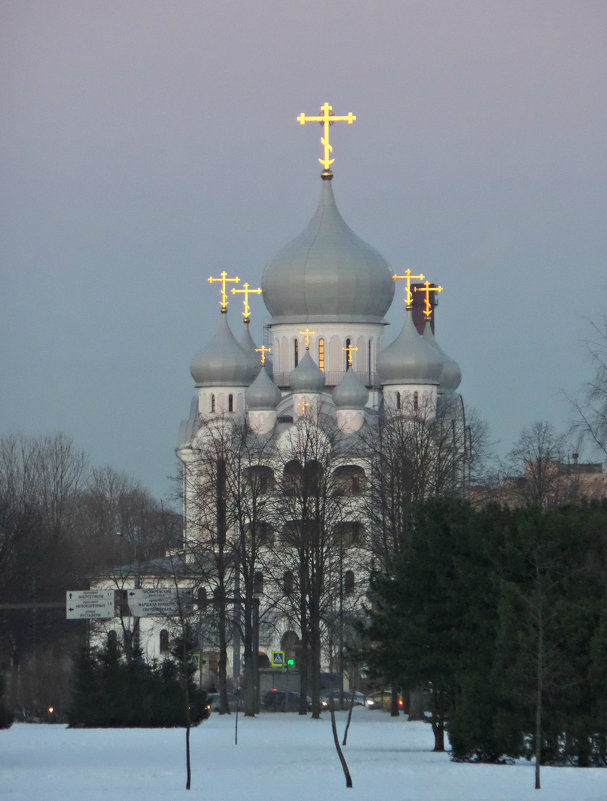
left=262, top=180, right=395, bottom=323
left=378, top=311, right=442, bottom=385
left=246, top=366, right=282, bottom=410
left=190, top=314, right=258, bottom=387
left=332, top=367, right=369, bottom=409
left=422, top=323, right=462, bottom=392
left=237, top=319, right=258, bottom=355
left=289, top=351, right=325, bottom=392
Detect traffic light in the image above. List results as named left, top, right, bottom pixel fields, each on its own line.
left=286, top=658, right=295, bottom=668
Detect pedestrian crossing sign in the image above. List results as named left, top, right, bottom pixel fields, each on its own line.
left=271, top=650, right=285, bottom=667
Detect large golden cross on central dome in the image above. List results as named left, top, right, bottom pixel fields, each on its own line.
left=297, top=102, right=356, bottom=171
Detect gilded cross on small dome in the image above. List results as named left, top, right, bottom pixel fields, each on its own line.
left=299, top=328, right=316, bottom=350
left=393, top=269, right=425, bottom=309
left=255, top=345, right=271, bottom=365
left=415, top=281, right=444, bottom=319
left=208, top=270, right=240, bottom=312
left=231, top=282, right=262, bottom=321
left=297, top=102, right=356, bottom=174
left=342, top=342, right=358, bottom=367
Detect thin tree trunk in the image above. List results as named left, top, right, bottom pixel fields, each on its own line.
left=535, top=601, right=543, bottom=791
left=330, top=707, right=353, bottom=788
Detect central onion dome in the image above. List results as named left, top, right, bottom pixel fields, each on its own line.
left=261, top=179, right=395, bottom=323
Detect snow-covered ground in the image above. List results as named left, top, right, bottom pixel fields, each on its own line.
left=3, top=708, right=605, bottom=801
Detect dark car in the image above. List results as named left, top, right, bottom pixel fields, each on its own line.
left=320, top=690, right=366, bottom=709
left=262, top=690, right=311, bottom=712
left=206, top=692, right=242, bottom=713
left=365, top=690, right=404, bottom=711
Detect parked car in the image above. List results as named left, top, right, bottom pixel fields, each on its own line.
left=365, top=690, right=404, bottom=711
left=206, top=692, right=242, bottom=713
left=262, top=690, right=312, bottom=712
left=320, top=690, right=366, bottom=709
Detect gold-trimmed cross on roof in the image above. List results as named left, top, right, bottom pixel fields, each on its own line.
left=299, top=328, right=316, bottom=350
left=231, top=282, right=262, bottom=321
left=208, top=270, right=240, bottom=312
left=342, top=342, right=358, bottom=367
left=297, top=102, right=356, bottom=172
left=393, top=269, right=425, bottom=309
left=255, top=345, right=271, bottom=365
left=414, top=281, right=444, bottom=319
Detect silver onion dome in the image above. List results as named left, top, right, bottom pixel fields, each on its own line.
left=422, top=323, right=462, bottom=393
left=261, top=179, right=394, bottom=323
left=378, top=311, right=442, bottom=386
left=332, top=367, right=369, bottom=409
left=246, top=366, right=282, bottom=410
left=289, top=350, right=325, bottom=392
left=190, top=313, right=258, bottom=387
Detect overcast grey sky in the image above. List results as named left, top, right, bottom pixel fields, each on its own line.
left=2, top=0, right=606, bottom=501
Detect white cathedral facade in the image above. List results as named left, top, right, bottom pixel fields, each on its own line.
left=171, top=111, right=462, bottom=690
left=99, top=106, right=463, bottom=695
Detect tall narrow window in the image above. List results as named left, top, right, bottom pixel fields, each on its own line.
left=159, top=630, right=169, bottom=653
left=413, top=391, right=419, bottom=411
left=318, top=338, right=325, bottom=371
left=294, top=338, right=299, bottom=367
left=254, top=571, right=264, bottom=595
left=344, top=570, right=355, bottom=595
left=211, top=394, right=216, bottom=413
left=396, top=391, right=401, bottom=410
left=228, top=393, right=234, bottom=412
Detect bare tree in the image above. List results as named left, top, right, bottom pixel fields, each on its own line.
left=266, top=408, right=354, bottom=718
left=573, top=315, right=607, bottom=458
left=505, top=421, right=575, bottom=509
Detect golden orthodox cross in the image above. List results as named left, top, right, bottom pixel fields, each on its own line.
left=299, top=401, right=310, bottom=416
left=208, top=271, right=240, bottom=312
left=231, top=282, right=262, bottom=321
left=299, top=328, right=316, bottom=350
left=297, top=102, right=356, bottom=171
left=393, top=269, right=425, bottom=309
left=414, top=281, right=444, bottom=319
left=255, top=345, right=271, bottom=365
left=342, top=343, right=358, bottom=366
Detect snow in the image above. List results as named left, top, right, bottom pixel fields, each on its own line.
left=2, top=709, right=605, bottom=801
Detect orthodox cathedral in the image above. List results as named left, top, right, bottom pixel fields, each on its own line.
left=172, top=103, right=463, bottom=690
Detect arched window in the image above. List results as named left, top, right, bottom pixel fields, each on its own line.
left=396, top=391, right=401, bottom=410
left=318, top=338, right=325, bottom=371
left=413, top=390, right=419, bottom=411
left=294, top=338, right=299, bottom=367
left=344, top=570, right=355, bottom=595
left=344, top=338, right=351, bottom=370
left=303, top=460, right=323, bottom=495
left=283, top=460, right=302, bottom=495
left=283, top=570, right=294, bottom=595
left=228, top=393, right=234, bottom=412
left=254, top=571, right=264, bottom=595
left=160, top=629, right=169, bottom=653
